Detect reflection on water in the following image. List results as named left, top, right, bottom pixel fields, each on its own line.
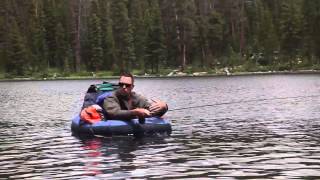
left=81, top=138, right=103, bottom=176
left=0, top=74, right=320, bottom=179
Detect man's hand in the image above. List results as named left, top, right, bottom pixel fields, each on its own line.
left=132, top=108, right=151, bottom=118
left=149, top=99, right=167, bottom=115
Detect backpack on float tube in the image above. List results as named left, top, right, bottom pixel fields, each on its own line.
left=80, top=82, right=119, bottom=124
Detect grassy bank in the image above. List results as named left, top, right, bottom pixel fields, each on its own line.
left=1, top=65, right=320, bottom=81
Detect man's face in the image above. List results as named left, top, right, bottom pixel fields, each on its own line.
left=118, top=76, right=134, bottom=96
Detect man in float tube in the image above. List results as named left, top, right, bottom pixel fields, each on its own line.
left=103, top=72, right=168, bottom=123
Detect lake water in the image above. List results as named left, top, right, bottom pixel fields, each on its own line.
left=0, top=74, right=320, bottom=179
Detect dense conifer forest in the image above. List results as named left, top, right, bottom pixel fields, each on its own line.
left=1, top=0, right=320, bottom=78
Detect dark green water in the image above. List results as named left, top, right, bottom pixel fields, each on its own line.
left=0, top=74, right=320, bottom=179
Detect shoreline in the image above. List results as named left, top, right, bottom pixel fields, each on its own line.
left=0, top=70, right=320, bottom=82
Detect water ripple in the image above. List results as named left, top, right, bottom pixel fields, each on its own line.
left=1, top=76, right=320, bottom=179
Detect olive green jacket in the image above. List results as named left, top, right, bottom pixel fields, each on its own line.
left=103, top=90, right=167, bottom=120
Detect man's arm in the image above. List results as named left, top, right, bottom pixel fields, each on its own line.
left=149, top=99, right=168, bottom=117
left=134, top=94, right=168, bottom=117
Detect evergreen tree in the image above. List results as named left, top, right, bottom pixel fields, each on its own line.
left=128, top=0, right=148, bottom=71
left=33, top=16, right=49, bottom=73
left=88, top=12, right=103, bottom=71
left=124, top=21, right=136, bottom=71
left=144, top=0, right=166, bottom=74
left=174, top=0, right=197, bottom=71
left=6, top=18, right=29, bottom=76
left=55, top=22, right=69, bottom=71
left=207, top=11, right=224, bottom=67
left=43, top=0, right=58, bottom=69
left=217, top=0, right=242, bottom=54
left=69, top=0, right=82, bottom=72
left=0, top=1, right=6, bottom=72
left=279, top=0, right=303, bottom=66
left=194, top=14, right=209, bottom=69
left=257, top=2, right=279, bottom=66
left=29, top=1, right=49, bottom=73
left=98, top=0, right=116, bottom=70
left=111, top=0, right=136, bottom=72
left=247, top=0, right=262, bottom=52
left=302, top=0, right=320, bottom=65
left=104, top=19, right=116, bottom=70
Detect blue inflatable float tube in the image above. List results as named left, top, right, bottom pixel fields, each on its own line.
left=71, top=115, right=172, bottom=137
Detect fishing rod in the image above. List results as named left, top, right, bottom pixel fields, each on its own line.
left=169, top=94, right=320, bottom=111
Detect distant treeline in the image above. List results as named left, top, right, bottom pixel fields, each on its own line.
left=0, top=0, right=320, bottom=77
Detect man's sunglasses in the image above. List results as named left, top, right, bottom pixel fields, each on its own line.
left=118, top=83, right=133, bottom=88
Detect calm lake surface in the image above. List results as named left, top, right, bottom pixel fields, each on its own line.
left=0, top=74, right=320, bottom=179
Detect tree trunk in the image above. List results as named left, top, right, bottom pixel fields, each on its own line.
left=239, top=0, right=245, bottom=56
left=174, top=10, right=181, bottom=67
left=173, top=2, right=186, bottom=71
left=182, top=42, right=186, bottom=71
left=231, top=20, right=235, bottom=41
left=75, top=0, right=81, bottom=72
left=201, top=46, right=206, bottom=68
left=70, top=0, right=81, bottom=72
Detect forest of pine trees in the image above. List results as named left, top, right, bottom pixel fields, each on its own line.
left=1, top=0, right=320, bottom=78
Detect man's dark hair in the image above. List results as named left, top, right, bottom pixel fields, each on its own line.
left=120, top=72, right=134, bottom=84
